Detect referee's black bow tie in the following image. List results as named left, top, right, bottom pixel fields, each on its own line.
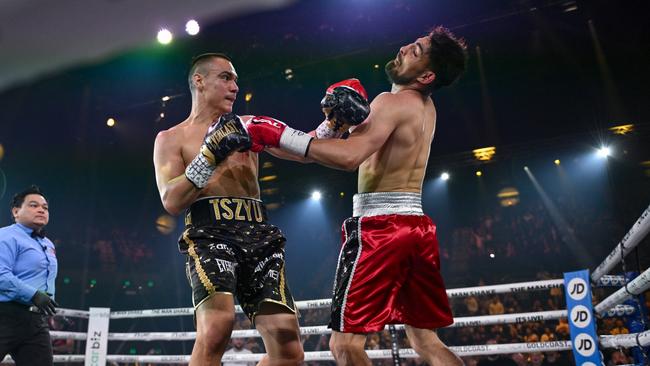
left=31, top=230, right=45, bottom=239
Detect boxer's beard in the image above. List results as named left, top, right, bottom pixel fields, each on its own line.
left=385, top=59, right=415, bottom=85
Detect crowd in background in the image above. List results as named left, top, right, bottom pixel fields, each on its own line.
left=36, top=193, right=650, bottom=366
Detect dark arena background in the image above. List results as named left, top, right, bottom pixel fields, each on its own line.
left=0, top=0, right=649, bottom=365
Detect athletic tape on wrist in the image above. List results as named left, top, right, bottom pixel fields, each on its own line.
left=184, top=154, right=215, bottom=189
left=315, top=120, right=344, bottom=139
left=279, top=127, right=313, bottom=156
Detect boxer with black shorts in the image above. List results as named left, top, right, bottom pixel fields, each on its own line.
left=248, top=27, right=468, bottom=366
left=181, top=196, right=294, bottom=319
left=153, top=53, right=303, bottom=365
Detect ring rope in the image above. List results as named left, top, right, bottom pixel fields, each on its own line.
left=102, top=279, right=564, bottom=320
left=7, top=334, right=647, bottom=364
left=7, top=341, right=572, bottom=364
left=50, top=310, right=571, bottom=342
left=591, top=204, right=650, bottom=282
left=594, top=266, right=650, bottom=315
left=599, top=330, right=650, bottom=349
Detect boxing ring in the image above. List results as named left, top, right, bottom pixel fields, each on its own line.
left=3, top=204, right=649, bottom=365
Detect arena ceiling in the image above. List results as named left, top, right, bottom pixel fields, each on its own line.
left=0, top=0, right=647, bottom=201
left=0, top=0, right=294, bottom=92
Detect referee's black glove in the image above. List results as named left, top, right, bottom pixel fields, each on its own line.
left=31, top=291, right=58, bottom=316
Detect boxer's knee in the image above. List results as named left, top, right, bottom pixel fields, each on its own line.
left=194, top=294, right=235, bottom=354
left=255, top=304, right=303, bottom=364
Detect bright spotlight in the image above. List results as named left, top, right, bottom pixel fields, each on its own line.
left=475, top=170, right=482, bottom=177
left=554, top=159, right=560, bottom=165
left=440, top=172, right=450, bottom=181
left=311, top=191, right=322, bottom=201
left=489, top=253, right=495, bottom=258
left=157, top=29, right=173, bottom=45
left=106, top=118, right=116, bottom=127
left=597, top=146, right=611, bottom=158
left=185, top=20, right=200, bottom=36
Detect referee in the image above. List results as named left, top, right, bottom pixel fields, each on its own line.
left=0, top=185, right=59, bottom=366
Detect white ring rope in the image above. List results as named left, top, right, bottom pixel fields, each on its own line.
left=104, top=279, right=563, bottom=320
left=9, top=341, right=571, bottom=364
left=56, top=308, right=89, bottom=318
left=24, top=274, right=645, bottom=364
left=6, top=334, right=646, bottom=364
left=52, top=305, right=637, bottom=343
left=4, top=275, right=640, bottom=364
left=50, top=310, right=573, bottom=342
left=600, top=330, right=650, bottom=349
left=446, top=279, right=563, bottom=298
left=591, top=204, right=650, bottom=282
left=594, top=266, right=650, bottom=315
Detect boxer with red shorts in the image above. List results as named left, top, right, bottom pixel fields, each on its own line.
left=330, top=192, right=452, bottom=333
left=248, top=27, right=468, bottom=366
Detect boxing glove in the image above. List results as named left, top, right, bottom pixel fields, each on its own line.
left=185, top=113, right=251, bottom=188
left=319, top=78, right=370, bottom=138
left=246, top=116, right=313, bottom=156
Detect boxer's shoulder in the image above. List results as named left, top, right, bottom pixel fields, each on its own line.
left=368, top=92, right=413, bottom=121
left=156, top=118, right=191, bottom=138
left=155, top=120, right=190, bottom=149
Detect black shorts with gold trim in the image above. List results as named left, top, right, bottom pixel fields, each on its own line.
left=179, top=196, right=295, bottom=321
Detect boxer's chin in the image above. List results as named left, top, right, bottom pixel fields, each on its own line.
left=385, top=62, right=412, bottom=86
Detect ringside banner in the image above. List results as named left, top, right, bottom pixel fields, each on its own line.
left=564, top=270, right=602, bottom=365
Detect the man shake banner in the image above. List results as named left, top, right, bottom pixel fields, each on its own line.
left=84, top=307, right=110, bottom=366
left=563, top=270, right=603, bottom=365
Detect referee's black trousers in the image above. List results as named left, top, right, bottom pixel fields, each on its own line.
left=0, top=302, right=52, bottom=366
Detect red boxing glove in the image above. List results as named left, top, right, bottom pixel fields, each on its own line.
left=246, top=116, right=313, bottom=156
left=246, top=116, right=286, bottom=152
left=326, top=78, right=368, bottom=100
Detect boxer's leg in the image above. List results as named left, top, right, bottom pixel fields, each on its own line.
left=404, top=326, right=463, bottom=366
left=254, top=303, right=303, bottom=366
left=238, top=221, right=303, bottom=365
left=329, top=331, right=370, bottom=366
left=182, top=227, right=238, bottom=365
left=191, top=293, right=235, bottom=365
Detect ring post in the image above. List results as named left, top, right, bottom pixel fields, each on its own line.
left=84, top=307, right=110, bottom=366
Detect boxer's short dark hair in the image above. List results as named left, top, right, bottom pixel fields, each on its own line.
left=188, top=53, right=233, bottom=90
left=427, top=26, right=468, bottom=91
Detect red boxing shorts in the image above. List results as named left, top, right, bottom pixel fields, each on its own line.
left=330, top=192, right=453, bottom=333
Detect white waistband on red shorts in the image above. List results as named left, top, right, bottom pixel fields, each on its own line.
left=353, top=192, right=423, bottom=217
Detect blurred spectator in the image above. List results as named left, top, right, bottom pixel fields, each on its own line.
left=606, top=350, right=632, bottom=366
left=528, top=352, right=544, bottom=366
left=477, top=339, right=517, bottom=366
left=222, top=338, right=254, bottom=366
left=488, top=297, right=505, bottom=315
left=465, top=296, right=480, bottom=316
left=609, top=319, right=629, bottom=335
left=542, top=351, right=571, bottom=365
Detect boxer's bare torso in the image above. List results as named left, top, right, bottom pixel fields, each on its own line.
left=357, top=89, right=436, bottom=194
left=155, top=118, right=259, bottom=200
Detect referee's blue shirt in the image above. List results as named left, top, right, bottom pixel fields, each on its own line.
left=0, top=223, right=58, bottom=304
